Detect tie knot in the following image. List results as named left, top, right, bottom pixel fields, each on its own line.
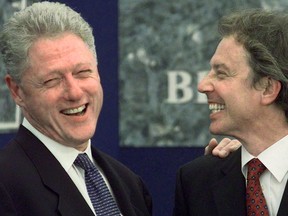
left=247, top=158, right=266, bottom=180
left=74, top=153, right=94, bottom=171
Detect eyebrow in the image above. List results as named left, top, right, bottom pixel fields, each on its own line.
left=211, top=63, right=230, bottom=71
left=48, top=62, right=93, bottom=74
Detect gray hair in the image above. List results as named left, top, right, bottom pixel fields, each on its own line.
left=0, top=1, right=97, bottom=83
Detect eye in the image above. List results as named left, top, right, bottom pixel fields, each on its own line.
left=215, top=70, right=228, bottom=79
left=75, top=70, right=92, bottom=79
left=43, top=77, right=61, bottom=88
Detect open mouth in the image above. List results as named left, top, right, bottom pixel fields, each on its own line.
left=61, top=104, right=88, bottom=116
left=209, top=103, right=225, bottom=113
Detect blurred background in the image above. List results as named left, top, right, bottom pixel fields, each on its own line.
left=119, top=0, right=288, bottom=147
left=1, top=0, right=288, bottom=215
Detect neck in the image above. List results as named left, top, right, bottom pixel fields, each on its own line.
left=237, top=126, right=288, bottom=156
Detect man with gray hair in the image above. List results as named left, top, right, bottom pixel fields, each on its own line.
left=0, top=2, right=152, bottom=215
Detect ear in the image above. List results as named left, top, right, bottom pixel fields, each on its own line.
left=5, top=75, right=25, bottom=107
left=261, top=77, right=281, bottom=105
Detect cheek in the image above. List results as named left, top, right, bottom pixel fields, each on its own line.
left=27, top=97, right=51, bottom=113
left=97, top=86, right=104, bottom=105
left=92, top=89, right=103, bottom=112
left=89, top=80, right=103, bottom=98
left=23, top=90, right=58, bottom=113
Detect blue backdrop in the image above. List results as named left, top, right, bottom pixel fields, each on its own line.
left=0, top=1, right=204, bottom=215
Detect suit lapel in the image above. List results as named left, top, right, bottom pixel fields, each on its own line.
left=16, top=126, right=94, bottom=216
left=212, top=149, right=247, bottom=216
left=277, top=180, right=288, bottom=216
left=210, top=147, right=288, bottom=216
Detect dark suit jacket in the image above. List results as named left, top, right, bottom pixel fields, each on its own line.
left=173, top=148, right=288, bottom=216
left=0, top=125, right=152, bottom=216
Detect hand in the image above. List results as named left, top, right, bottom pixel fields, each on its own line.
left=204, top=138, right=241, bottom=158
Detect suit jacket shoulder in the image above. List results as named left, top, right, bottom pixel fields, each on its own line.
left=0, top=125, right=95, bottom=216
left=174, top=149, right=246, bottom=216
left=0, top=125, right=152, bottom=216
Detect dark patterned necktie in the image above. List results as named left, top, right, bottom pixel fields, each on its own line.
left=74, top=153, right=121, bottom=216
left=246, top=158, right=269, bottom=216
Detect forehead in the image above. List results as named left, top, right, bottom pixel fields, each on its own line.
left=210, top=36, right=250, bottom=70
left=27, top=33, right=96, bottom=71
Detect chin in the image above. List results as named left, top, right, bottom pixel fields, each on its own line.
left=68, top=129, right=95, bottom=141
left=209, top=127, right=223, bottom=135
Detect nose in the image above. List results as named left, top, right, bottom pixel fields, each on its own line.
left=63, top=74, right=83, bottom=101
left=197, top=72, right=214, bottom=94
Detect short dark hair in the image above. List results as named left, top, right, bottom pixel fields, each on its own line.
left=219, top=9, right=288, bottom=119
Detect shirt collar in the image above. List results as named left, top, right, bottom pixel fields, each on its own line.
left=241, top=135, right=288, bottom=182
left=22, top=118, right=93, bottom=172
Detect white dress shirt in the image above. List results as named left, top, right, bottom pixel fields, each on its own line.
left=22, top=118, right=122, bottom=216
left=241, top=135, right=288, bottom=216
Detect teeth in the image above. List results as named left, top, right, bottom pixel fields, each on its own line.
left=62, top=105, right=86, bottom=115
left=209, top=103, right=225, bottom=113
